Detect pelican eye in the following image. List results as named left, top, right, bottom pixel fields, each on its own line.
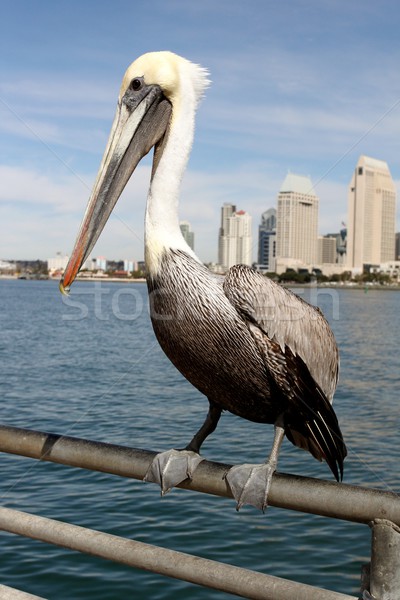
left=130, top=78, right=143, bottom=91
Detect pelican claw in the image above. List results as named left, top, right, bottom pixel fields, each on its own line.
left=144, top=449, right=205, bottom=495
left=225, top=463, right=276, bottom=511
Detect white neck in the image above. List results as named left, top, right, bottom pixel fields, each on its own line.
left=145, top=75, right=202, bottom=277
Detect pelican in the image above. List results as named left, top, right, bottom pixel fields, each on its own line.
left=60, top=51, right=346, bottom=510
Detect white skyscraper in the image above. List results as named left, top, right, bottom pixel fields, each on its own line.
left=276, top=173, right=319, bottom=266
left=179, top=221, right=195, bottom=250
left=218, top=203, right=252, bottom=269
left=47, top=252, right=69, bottom=274
left=347, top=156, right=396, bottom=270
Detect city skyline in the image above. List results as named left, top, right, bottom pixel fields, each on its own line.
left=1, top=2, right=400, bottom=263
left=6, top=159, right=399, bottom=270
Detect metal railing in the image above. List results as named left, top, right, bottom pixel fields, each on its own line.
left=0, top=424, right=399, bottom=600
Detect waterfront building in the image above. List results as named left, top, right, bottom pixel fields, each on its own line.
left=218, top=203, right=236, bottom=267
left=0, top=259, right=15, bottom=273
left=180, top=221, right=195, bottom=250
left=82, top=257, right=96, bottom=271
left=369, top=260, right=400, bottom=280
left=96, top=256, right=108, bottom=271
left=47, top=253, right=69, bottom=274
left=218, top=203, right=252, bottom=269
left=257, top=208, right=276, bottom=272
left=124, top=259, right=137, bottom=273
left=347, top=156, right=396, bottom=271
left=321, top=230, right=347, bottom=265
left=318, top=236, right=337, bottom=264
left=276, top=173, right=319, bottom=267
left=336, top=226, right=347, bottom=264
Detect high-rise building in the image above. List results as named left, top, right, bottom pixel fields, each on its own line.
left=47, top=252, right=69, bottom=274
left=347, top=156, right=396, bottom=270
left=179, top=221, right=195, bottom=250
left=258, top=208, right=276, bottom=272
left=324, top=230, right=347, bottom=265
left=260, top=208, right=276, bottom=232
left=218, top=203, right=236, bottom=266
left=124, top=259, right=137, bottom=273
left=218, top=203, right=252, bottom=269
left=96, top=256, right=108, bottom=271
left=276, top=173, right=319, bottom=265
left=318, top=236, right=337, bottom=264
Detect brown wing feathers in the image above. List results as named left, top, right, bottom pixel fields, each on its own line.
left=224, top=264, right=347, bottom=480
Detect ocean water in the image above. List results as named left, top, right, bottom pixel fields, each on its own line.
left=0, top=279, right=399, bottom=599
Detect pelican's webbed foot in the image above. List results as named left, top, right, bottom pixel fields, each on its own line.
left=144, top=449, right=205, bottom=495
left=225, top=462, right=276, bottom=511
left=144, top=403, right=222, bottom=496
left=225, top=424, right=285, bottom=511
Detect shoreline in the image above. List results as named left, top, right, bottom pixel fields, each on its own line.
left=1, top=274, right=399, bottom=290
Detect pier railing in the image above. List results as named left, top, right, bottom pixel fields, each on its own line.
left=0, top=424, right=399, bottom=600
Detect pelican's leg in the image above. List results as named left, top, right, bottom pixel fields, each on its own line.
left=185, top=401, right=222, bottom=453
left=144, top=402, right=222, bottom=495
left=225, top=423, right=285, bottom=511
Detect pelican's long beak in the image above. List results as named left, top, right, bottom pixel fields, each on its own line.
left=60, top=85, right=171, bottom=293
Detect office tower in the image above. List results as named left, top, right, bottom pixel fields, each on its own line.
left=218, top=203, right=236, bottom=266
left=347, top=156, right=396, bottom=270
left=96, top=256, right=108, bottom=271
left=180, top=221, right=195, bottom=250
left=318, top=236, right=337, bottom=264
left=258, top=208, right=276, bottom=271
left=276, top=173, right=319, bottom=265
left=324, top=229, right=347, bottom=265
left=124, top=259, right=137, bottom=273
left=218, top=203, right=252, bottom=269
left=47, top=253, right=69, bottom=274
left=337, top=225, right=347, bottom=264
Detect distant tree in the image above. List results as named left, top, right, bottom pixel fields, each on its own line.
left=278, top=271, right=311, bottom=284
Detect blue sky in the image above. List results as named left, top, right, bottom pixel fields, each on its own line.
left=1, top=0, right=399, bottom=262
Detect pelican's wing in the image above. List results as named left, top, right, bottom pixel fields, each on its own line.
left=223, top=264, right=346, bottom=481
left=223, top=264, right=339, bottom=401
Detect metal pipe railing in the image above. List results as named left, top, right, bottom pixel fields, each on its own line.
left=0, top=424, right=399, bottom=525
left=0, top=506, right=356, bottom=600
left=369, top=519, right=400, bottom=599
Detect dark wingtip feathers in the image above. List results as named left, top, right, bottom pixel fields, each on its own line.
left=285, top=391, right=347, bottom=482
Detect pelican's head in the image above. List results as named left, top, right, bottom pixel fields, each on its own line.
left=60, top=51, right=209, bottom=293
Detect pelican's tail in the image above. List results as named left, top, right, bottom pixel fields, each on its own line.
left=284, top=389, right=347, bottom=482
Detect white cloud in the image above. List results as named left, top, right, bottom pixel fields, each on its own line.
left=0, top=165, right=88, bottom=210
left=1, top=5, right=399, bottom=263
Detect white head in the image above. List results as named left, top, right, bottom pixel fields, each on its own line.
left=120, top=51, right=210, bottom=114
left=61, top=51, right=210, bottom=291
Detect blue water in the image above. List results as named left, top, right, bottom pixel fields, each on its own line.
left=0, top=279, right=399, bottom=598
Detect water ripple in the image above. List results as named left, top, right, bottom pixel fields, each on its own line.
left=1, top=281, right=399, bottom=598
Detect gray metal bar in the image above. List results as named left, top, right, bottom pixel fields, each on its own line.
left=0, top=506, right=356, bottom=600
left=369, top=519, right=400, bottom=600
left=0, top=424, right=399, bottom=525
left=0, top=584, right=46, bottom=600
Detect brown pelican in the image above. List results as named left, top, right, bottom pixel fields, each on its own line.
left=60, top=51, right=346, bottom=510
